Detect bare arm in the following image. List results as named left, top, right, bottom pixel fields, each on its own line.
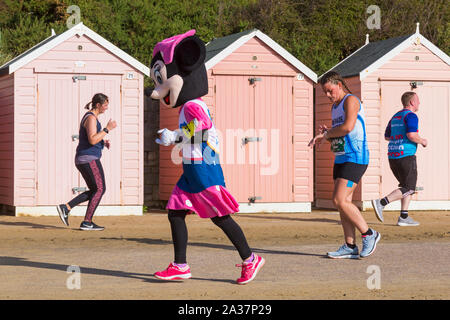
left=406, top=132, right=427, bottom=147
left=85, top=116, right=116, bottom=145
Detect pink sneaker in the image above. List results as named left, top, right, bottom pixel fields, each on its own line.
left=154, top=263, right=192, bottom=280
left=236, top=254, right=265, bottom=285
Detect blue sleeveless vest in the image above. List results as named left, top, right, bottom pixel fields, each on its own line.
left=331, top=94, right=369, bottom=165
left=387, top=110, right=417, bottom=159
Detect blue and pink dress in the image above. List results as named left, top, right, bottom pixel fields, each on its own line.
left=166, top=98, right=239, bottom=218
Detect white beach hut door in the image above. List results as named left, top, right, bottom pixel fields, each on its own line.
left=37, top=73, right=122, bottom=206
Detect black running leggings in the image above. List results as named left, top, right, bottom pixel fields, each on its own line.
left=168, top=209, right=252, bottom=264
left=68, top=159, right=106, bottom=222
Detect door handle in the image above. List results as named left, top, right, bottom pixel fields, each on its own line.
left=243, top=137, right=262, bottom=144
left=72, top=187, right=87, bottom=194
left=72, top=75, right=86, bottom=83
left=248, top=196, right=262, bottom=203
left=72, top=134, right=79, bottom=141
left=248, top=77, right=262, bottom=85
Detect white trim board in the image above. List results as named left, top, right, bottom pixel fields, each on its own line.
left=315, top=199, right=450, bottom=211
left=360, top=33, right=450, bottom=81
left=238, top=202, right=311, bottom=213
left=2, top=22, right=150, bottom=76
left=15, top=206, right=143, bottom=217
left=361, top=201, right=450, bottom=211
left=205, top=29, right=317, bottom=83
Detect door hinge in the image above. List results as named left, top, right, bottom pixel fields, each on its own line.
left=36, top=181, right=38, bottom=190
left=292, top=184, right=294, bottom=193
left=120, top=181, right=122, bottom=190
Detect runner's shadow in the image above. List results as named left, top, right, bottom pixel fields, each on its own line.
left=100, top=237, right=324, bottom=257
left=0, top=256, right=234, bottom=284
left=0, top=221, right=66, bottom=230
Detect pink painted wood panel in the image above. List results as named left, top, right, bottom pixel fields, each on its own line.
left=293, top=78, right=314, bottom=202
left=159, top=106, right=182, bottom=200
left=121, top=73, right=144, bottom=205
left=0, top=74, right=15, bottom=205
left=212, top=38, right=298, bottom=76
left=14, top=67, right=37, bottom=205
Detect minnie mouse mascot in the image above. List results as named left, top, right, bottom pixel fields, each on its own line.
left=149, top=30, right=264, bottom=284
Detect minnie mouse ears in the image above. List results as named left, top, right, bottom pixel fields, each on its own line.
left=152, top=29, right=206, bottom=72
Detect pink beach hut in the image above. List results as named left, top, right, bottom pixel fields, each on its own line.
left=159, top=29, right=317, bottom=213
left=0, top=22, right=149, bottom=216
left=314, top=25, right=450, bottom=211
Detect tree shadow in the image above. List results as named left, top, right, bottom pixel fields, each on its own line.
left=236, top=214, right=340, bottom=225
left=0, top=256, right=235, bottom=284
left=100, top=237, right=325, bottom=258
left=0, top=221, right=67, bottom=230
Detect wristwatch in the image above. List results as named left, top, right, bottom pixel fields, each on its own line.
left=103, top=128, right=109, bottom=134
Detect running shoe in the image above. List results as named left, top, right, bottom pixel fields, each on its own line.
left=236, top=254, right=265, bottom=285
left=371, top=199, right=384, bottom=222
left=154, top=263, right=192, bottom=280
left=397, top=216, right=420, bottom=227
left=56, top=204, right=70, bottom=226
left=79, top=221, right=105, bottom=231
left=327, top=244, right=360, bottom=259
left=360, top=229, right=381, bottom=258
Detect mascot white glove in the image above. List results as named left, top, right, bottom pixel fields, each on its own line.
left=156, top=128, right=182, bottom=146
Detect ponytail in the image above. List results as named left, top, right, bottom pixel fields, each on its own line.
left=84, top=93, right=109, bottom=110
left=319, top=71, right=352, bottom=94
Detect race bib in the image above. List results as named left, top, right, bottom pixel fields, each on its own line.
left=330, top=137, right=345, bottom=155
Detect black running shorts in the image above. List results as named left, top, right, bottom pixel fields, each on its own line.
left=388, top=155, right=417, bottom=191
left=333, top=162, right=368, bottom=184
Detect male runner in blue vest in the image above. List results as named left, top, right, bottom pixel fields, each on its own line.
left=371, top=91, right=427, bottom=226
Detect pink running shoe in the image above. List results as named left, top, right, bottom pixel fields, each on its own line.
left=236, top=254, right=265, bottom=285
left=154, top=263, right=192, bottom=280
